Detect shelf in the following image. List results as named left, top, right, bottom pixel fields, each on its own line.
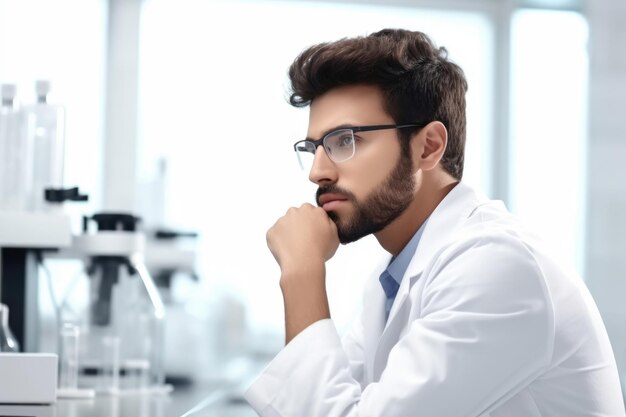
left=0, top=211, right=72, bottom=248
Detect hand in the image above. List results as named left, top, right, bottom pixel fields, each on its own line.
left=267, top=203, right=338, bottom=343
left=266, top=203, right=340, bottom=275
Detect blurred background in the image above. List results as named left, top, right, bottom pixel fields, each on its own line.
left=0, top=0, right=624, bottom=413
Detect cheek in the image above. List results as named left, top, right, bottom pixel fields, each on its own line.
left=345, top=143, right=400, bottom=198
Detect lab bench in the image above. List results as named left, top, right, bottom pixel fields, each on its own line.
left=0, top=382, right=258, bottom=417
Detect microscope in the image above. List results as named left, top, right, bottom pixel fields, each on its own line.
left=69, top=212, right=167, bottom=394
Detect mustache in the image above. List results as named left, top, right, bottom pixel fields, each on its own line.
left=315, top=185, right=356, bottom=207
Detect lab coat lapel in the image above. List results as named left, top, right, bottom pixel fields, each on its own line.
left=372, top=182, right=486, bottom=379
left=362, top=258, right=390, bottom=383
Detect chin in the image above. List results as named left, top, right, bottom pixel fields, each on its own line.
left=337, top=229, right=369, bottom=245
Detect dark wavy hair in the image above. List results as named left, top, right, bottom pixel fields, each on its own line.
left=288, top=28, right=467, bottom=180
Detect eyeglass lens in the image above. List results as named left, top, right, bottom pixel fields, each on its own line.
left=295, top=129, right=356, bottom=171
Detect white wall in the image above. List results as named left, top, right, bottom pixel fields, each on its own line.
left=584, top=0, right=626, bottom=390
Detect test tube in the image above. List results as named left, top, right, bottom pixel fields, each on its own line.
left=59, top=323, right=79, bottom=390
left=100, top=336, right=120, bottom=394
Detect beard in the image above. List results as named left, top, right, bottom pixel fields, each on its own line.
left=316, top=150, right=415, bottom=244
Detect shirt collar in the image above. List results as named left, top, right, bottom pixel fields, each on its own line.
left=386, top=219, right=428, bottom=286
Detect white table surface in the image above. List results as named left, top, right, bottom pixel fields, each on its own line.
left=0, top=380, right=258, bottom=417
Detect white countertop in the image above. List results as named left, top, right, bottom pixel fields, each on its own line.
left=0, top=381, right=257, bottom=417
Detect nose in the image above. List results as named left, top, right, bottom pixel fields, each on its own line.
left=308, top=145, right=338, bottom=186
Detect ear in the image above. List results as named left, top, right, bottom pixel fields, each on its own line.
left=410, top=121, right=448, bottom=172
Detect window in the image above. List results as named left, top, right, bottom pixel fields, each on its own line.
left=509, top=9, right=588, bottom=274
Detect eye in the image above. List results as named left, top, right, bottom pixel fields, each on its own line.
left=337, top=134, right=354, bottom=148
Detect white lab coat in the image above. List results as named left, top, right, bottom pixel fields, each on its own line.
left=245, top=183, right=625, bottom=417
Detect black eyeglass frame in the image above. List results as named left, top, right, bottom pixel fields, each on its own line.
left=293, top=123, right=427, bottom=165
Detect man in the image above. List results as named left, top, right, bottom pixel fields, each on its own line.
left=244, top=29, right=625, bottom=416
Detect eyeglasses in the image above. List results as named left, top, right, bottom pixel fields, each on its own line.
left=293, top=123, right=425, bottom=170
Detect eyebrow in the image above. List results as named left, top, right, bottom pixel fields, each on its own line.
left=305, top=124, right=358, bottom=141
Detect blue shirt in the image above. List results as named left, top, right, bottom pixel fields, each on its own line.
left=379, top=220, right=428, bottom=321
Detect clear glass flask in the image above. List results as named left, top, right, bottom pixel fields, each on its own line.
left=0, top=303, right=20, bottom=352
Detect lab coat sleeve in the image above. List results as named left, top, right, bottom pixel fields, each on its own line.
left=245, top=232, right=554, bottom=417
left=245, top=319, right=361, bottom=417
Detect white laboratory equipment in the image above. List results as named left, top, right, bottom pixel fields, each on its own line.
left=0, top=83, right=32, bottom=211
left=68, top=213, right=168, bottom=395
left=0, top=210, right=73, bottom=356
left=22, top=80, right=66, bottom=211
left=0, top=353, right=58, bottom=404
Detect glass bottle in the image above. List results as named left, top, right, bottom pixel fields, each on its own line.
left=0, top=83, right=32, bottom=211
left=22, top=80, right=66, bottom=211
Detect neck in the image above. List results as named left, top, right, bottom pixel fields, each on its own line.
left=375, top=172, right=458, bottom=256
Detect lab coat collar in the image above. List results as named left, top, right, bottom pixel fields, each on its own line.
left=402, top=182, right=484, bottom=284
left=361, top=182, right=489, bottom=381
left=380, top=183, right=487, bottom=344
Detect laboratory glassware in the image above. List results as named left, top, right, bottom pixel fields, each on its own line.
left=22, top=80, right=66, bottom=211
left=57, top=322, right=96, bottom=398
left=0, top=84, right=32, bottom=211
left=59, top=323, right=80, bottom=391
left=0, top=303, right=20, bottom=352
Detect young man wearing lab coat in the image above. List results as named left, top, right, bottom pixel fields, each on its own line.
left=244, top=29, right=625, bottom=416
